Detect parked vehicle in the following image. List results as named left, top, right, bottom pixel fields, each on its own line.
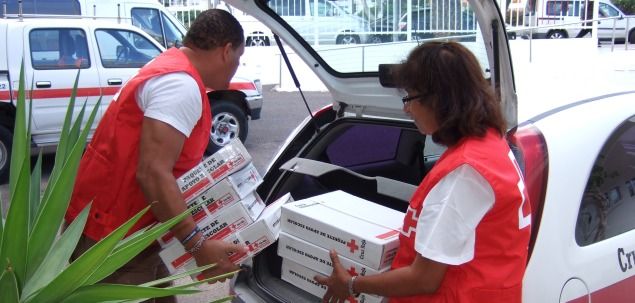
left=0, top=14, right=261, bottom=182
left=218, top=0, right=635, bottom=302
left=368, top=6, right=477, bottom=43
left=1, top=0, right=263, bottom=155
left=523, top=0, right=635, bottom=42
left=236, top=0, right=371, bottom=45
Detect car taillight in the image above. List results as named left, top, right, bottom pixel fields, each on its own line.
left=507, top=124, right=548, bottom=257
left=228, top=81, right=257, bottom=91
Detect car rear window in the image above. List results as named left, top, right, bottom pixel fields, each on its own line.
left=259, top=0, right=490, bottom=75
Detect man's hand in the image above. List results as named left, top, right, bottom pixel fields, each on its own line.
left=314, top=250, right=353, bottom=303
left=192, top=238, right=246, bottom=282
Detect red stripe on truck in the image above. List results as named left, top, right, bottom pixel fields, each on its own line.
left=0, top=86, right=121, bottom=101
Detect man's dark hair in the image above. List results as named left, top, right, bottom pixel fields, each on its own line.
left=394, top=41, right=506, bottom=147
left=183, top=9, right=244, bottom=50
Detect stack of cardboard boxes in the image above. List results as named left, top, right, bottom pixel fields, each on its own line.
left=278, top=190, right=405, bottom=302
left=158, top=139, right=292, bottom=279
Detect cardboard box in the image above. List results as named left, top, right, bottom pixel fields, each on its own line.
left=159, top=193, right=293, bottom=274
left=201, top=139, right=251, bottom=182
left=194, top=162, right=263, bottom=218
left=281, top=258, right=387, bottom=303
left=227, top=193, right=293, bottom=263
left=277, top=232, right=389, bottom=277
left=176, top=163, right=212, bottom=203
left=176, top=139, right=252, bottom=202
left=199, top=192, right=264, bottom=241
left=156, top=197, right=210, bottom=247
left=281, top=190, right=403, bottom=270
left=158, top=192, right=266, bottom=248
left=226, top=162, right=263, bottom=199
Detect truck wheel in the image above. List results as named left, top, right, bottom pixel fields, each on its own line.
left=336, top=34, right=360, bottom=44
left=629, top=29, right=635, bottom=44
left=246, top=35, right=270, bottom=47
left=207, top=101, right=248, bottom=155
left=547, top=30, right=567, bottom=39
left=0, top=126, right=12, bottom=184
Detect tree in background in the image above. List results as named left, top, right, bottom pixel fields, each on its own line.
left=613, top=0, right=635, bottom=14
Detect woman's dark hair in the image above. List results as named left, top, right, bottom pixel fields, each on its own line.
left=394, top=42, right=506, bottom=146
left=183, top=9, right=244, bottom=50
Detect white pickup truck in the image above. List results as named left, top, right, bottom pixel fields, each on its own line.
left=0, top=13, right=262, bottom=183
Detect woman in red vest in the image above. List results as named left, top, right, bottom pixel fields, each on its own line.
left=315, top=42, right=532, bottom=302
left=65, top=10, right=246, bottom=301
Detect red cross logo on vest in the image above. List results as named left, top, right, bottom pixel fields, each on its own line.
left=347, top=266, right=358, bottom=276
left=346, top=239, right=359, bottom=253
left=401, top=206, right=418, bottom=238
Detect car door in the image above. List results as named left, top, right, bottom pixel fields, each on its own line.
left=24, top=25, right=101, bottom=145
left=597, top=1, right=626, bottom=40
left=92, top=26, right=162, bottom=117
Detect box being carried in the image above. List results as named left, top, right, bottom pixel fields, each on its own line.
left=176, top=139, right=252, bottom=202
left=194, top=162, right=263, bottom=217
left=201, top=139, right=251, bottom=182
left=281, top=190, right=403, bottom=270
left=227, top=193, right=293, bottom=263
left=158, top=192, right=266, bottom=249
left=281, top=258, right=387, bottom=303
left=159, top=193, right=293, bottom=275
left=277, top=232, right=389, bottom=277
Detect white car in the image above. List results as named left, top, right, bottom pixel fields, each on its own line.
left=221, top=0, right=635, bottom=302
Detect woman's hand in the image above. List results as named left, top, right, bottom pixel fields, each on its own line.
left=314, top=249, right=354, bottom=302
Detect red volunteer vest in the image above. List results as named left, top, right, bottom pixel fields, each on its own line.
left=65, top=48, right=211, bottom=241
left=390, top=128, right=531, bottom=303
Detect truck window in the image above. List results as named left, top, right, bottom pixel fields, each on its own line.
left=546, top=0, right=582, bottom=16
left=131, top=8, right=164, bottom=45
left=575, top=116, right=635, bottom=246
left=160, top=12, right=184, bottom=48
left=29, top=28, right=89, bottom=69
left=95, top=29, right=161, bottom=68
left=131, top=8, right=184, bottom=48
left=0, top=0, right=80, bottom=16
left=599, top=2, right=620, bottom=17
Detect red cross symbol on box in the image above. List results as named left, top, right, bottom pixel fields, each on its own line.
left=347, top=266, right=358, bottom=276
left=346, top=239, right=359, bottom=253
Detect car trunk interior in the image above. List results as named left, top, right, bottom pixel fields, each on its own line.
left=240, top=114, right=440, bottom=302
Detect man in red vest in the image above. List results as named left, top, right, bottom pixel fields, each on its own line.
left=65, top=9, right=246, bottom=300
left=315, top=42, right=531, bottom=302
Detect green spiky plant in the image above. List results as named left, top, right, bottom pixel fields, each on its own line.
left=0, top=63, right=236, bottom=302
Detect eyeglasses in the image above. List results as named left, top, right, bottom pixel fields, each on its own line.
left=401, top=94, right=422, bottom=105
